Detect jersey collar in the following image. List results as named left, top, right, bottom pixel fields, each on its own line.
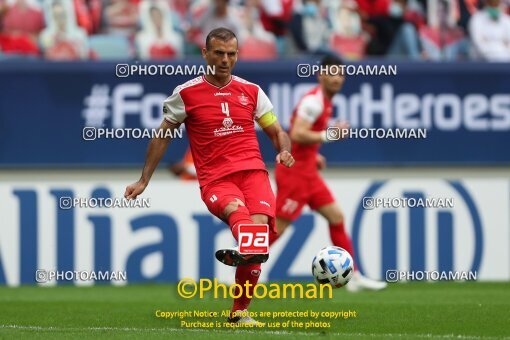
left=202, top=75, right=233, bottom=90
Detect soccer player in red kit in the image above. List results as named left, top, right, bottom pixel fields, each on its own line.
left=124, top=28, right=294, bottom=324
left=275, top=55, right=386, bottom=292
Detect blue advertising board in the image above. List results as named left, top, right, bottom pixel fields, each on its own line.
left=0, top=61, right=509, bottom=166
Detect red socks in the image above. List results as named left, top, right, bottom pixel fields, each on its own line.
left=231, top=263, right=261, bottom=312
left=227, top=206, right=252, bottom=242
left=329, top=221, right=356, bottom=270
left=227, top=206, right=263, bottom=313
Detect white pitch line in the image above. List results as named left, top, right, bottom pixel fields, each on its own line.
left=0, top=325, right=506, bottom=339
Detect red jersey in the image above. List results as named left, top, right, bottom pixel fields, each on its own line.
left=289, top=85, right=332, bottom=174
left=163, top=75, right=273, bottom=187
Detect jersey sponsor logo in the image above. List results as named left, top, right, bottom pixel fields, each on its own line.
left=223, top=118, right=233, bottom=128
left=238, top=93, right=249, bottom=106
left=213, top=125, right=244, bottom=137
left=214, top=102, right=244, bottom=136
left=214, top=92, right=231, bottom=96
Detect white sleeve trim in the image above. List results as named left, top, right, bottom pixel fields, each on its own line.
left=296, top=95, right=323, bottom=123
left=254, top=86, right=274, bottom=119
left=163, top=89, right=187, bottom=124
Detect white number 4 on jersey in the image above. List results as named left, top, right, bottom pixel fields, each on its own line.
left=221, top=102, right=229, bottom=117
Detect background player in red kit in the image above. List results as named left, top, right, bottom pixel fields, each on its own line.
left=124, top=27, right=294, bottom=325
left=275, top=55, right=386, bottom=292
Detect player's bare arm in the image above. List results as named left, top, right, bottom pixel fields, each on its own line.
left=290, top=116, right=324, bottom=145
left=262, top=119, right=295, bottom=167
left=124, top=119, right=179, bottom=199
left=317, top=153, right=327, bottom=170
left=290, top=117, right=350, bottom=145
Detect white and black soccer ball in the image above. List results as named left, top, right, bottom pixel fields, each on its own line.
left=312, top=246, right=354, bottom=288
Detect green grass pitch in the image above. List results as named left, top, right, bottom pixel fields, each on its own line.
left=0, top=282, right=509, bottom=339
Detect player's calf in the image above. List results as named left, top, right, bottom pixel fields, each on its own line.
left=215, top=203, right=270, bottom=266
left=275, top=217, right=292, bottom=236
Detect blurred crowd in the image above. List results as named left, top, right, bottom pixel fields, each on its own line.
left=0, top=0, right=509, bottom=61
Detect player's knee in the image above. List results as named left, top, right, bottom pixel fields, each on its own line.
left=276, top=218, right=291, bottom=236
left=328, top=211, right=344, bottom=226
left=276, top=224, right=287, bottom=236
left=251, top=214, right=268, bottom=225
left=222, top=198, right=246, bottom=219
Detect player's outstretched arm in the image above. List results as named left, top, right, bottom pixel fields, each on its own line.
left=291, top=117, right=350, bottom=145
left=262, top=120, right=295, bottom=168
left=124, top=119, right=178, bottom=199
left=290, top=116, right=324, bottom=145
left=317, top=153, right=327, bottom=170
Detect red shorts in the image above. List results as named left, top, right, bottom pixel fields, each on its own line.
left=275, top=164, right=335, bottom=221
left=200, top=169, right=276, bottom=232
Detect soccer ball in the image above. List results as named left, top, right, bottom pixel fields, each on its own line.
left=312, top=246, right=354, bottom=288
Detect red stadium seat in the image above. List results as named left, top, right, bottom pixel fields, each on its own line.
left=149, top=44, right=177, bottom=60
left=329, top=33, right=366, bottom=60
left=0, top=33, right=40, bottom=56
left=239, top=37, right=278, bottom=60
